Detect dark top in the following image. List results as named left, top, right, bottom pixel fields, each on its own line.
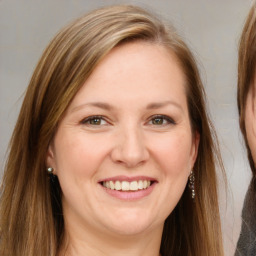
left=235, top=178, right=256, bottom=256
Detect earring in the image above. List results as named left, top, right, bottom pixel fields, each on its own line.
left=188, top=171, right=195, bottom=199
left=47, top=167, right=57, bottom=183
left=47, top=167, right=54, bottom=174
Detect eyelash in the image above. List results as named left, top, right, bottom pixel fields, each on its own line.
left=80, top=115, right=108, bottom=126
left=148, top=115, right=175, bottom=126
left=80, top=114, right=175, bottom=127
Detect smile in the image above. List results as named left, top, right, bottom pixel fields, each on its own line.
left=102, top=180, right=151, bottom=191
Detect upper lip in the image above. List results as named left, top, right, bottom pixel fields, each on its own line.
left=98, top=175, right=157, bottom=183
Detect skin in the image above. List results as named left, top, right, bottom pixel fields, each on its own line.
left=47, top=41, right=199, bottom=256
left=245, top=81, right=256, bottom=165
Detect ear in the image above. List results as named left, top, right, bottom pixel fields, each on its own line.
left=46, top=143, right=57, bottom=172
left=190, top=131, right=200, bottom=170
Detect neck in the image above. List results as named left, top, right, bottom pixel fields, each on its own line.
left=59, top=222, right=163, bottom=256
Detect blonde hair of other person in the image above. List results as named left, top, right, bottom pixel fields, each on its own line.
left=238, top=2, right=256, bottom=175
left=235, top=3, right=256, bottom=255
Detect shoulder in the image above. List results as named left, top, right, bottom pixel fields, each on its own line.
left=235, top=178, right=256, bottom=256
left=242, top=178, right=256, bottom=227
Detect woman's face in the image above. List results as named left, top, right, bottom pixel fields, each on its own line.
left=245, top=83, right=256, bottom=165
left=47, top=41, right=199, bottom=238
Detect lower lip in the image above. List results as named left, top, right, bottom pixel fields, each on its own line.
left=101, top=182, right=156, bottom=201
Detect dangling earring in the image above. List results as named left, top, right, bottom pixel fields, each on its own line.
left=47, top=167, right=54, bottom=174
left=188, top=171, right=195, bottom=199
left=47, top=167, right=57, bottom=183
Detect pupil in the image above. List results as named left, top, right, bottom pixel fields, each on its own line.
left=91, top=118, right=100, bottom=125
left=153, top=118, right=163, bottom=125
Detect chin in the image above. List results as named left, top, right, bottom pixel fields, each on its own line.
left=109, top=222, right=152, bottom=236
left=102, top=211, right=159, bottom=236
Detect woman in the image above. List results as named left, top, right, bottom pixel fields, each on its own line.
left=0, top=5, right=224, bottom=256
left=235, top=3, right=256, bottom=255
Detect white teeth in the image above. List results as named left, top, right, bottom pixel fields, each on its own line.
left=122, top=181, right=130, bottom=191
left=109, top=181, right=115, bottom=190
left=102, top=180, right=152, bottom=191
left=130, top=181, right=138, bottom=191
left=115, top=181, right=121, bottom=191
left=138, top=180, right=143, bottom=189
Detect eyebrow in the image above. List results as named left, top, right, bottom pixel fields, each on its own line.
left=70, top=102, right=113, bottom=113
left=71, top=100, right=183, bottom=113
left=146, top=100, right=183, bottom=111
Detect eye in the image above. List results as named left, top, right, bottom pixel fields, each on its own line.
left=148, top=115, right=175, bottom=126
left=81, top=116, right=108, bottom=126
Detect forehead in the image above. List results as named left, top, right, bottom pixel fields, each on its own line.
left=68, top=41, right=187, bottom=110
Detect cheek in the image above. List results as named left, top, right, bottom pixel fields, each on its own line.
left=149, top=132, right=193, bottom=175
left=148, top=133, right=193, bottom=218
left=244, top=89, right=256, bottom=165
left=245, top=115, right=256, bottom=165
left=53, top=131, right=111, bottom=181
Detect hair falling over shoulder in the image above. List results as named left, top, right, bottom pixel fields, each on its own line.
left=0, top=5, right=224, bottom=256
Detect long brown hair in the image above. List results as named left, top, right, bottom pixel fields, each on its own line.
left=237, top=2, right=256, bottom=175
left=0, top=5, right=224, bottom=256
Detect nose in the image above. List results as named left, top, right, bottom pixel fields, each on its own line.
left=110, top=126, right=149, bottom=168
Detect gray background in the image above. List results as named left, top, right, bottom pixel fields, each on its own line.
left=0, top=0, right=253, bottom=255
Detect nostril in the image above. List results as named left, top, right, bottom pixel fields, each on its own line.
left=110, top=136, right=149, bottom=168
